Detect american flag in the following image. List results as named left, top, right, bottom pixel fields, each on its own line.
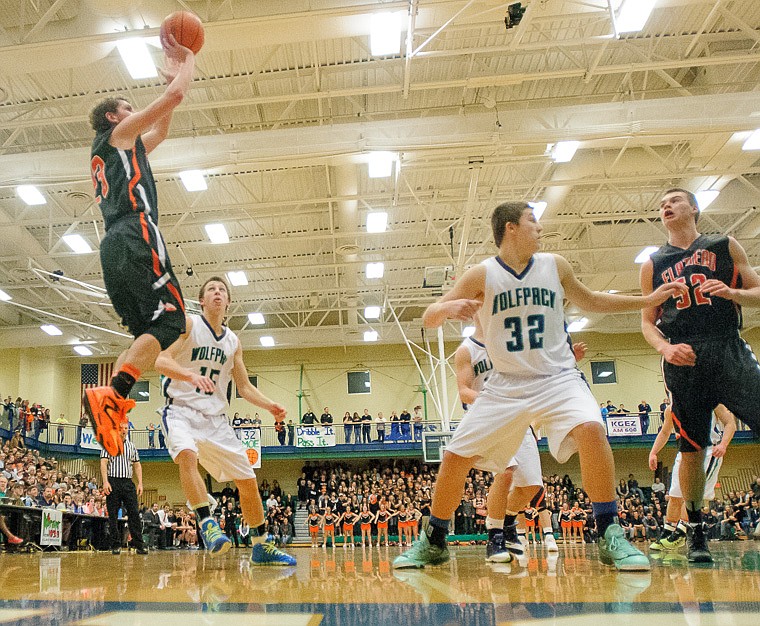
left=80, top=363, right=115, bottom=416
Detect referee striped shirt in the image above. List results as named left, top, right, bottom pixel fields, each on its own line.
left=100, top=439, right=140, bottom=479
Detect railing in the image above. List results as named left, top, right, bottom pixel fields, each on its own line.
left=0, top=410, right=753, bottom=453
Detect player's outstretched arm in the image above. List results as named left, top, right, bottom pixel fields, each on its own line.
left=155, top=317, right=215, bottom=393
left=700, top=237, right=760, bottom=307
left=421, top=265, right=485, bottom=328
left=712, top=405, right=737, bottom=458
left=556, top=254, right=686, bottom=313
left=454, top=345, right=479, bottom=406
left=111, top=34, right=195, bottom=152
left=648, top=407, right=674, bottom=470
left=639, top=259, right=696, bottom=366
left=231, top=345, right=286, bottom=421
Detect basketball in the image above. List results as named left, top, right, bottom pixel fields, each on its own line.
left=160, top=11, right=204, bottom=54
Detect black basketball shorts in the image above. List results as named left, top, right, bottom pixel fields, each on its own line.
left=663, top=334, right=760, bottom=452
left=100, top=214, right=186, bottom=349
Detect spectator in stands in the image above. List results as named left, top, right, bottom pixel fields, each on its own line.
left=616, top=479, right=629, bottom=499
left=638, top=400, right=652, bottom=434
left=147, top=423, right=156, bottom=448
left=399, top=409, right=411, bottom=442
left=389, top=411, right=400, bottom=441
left=287, top=419, right=295, bottom=446
left=376, top=412, right=386, bottom=443
left=55, top=414, right=68, bottom=444
left=252, top=413, right=262, bottom=428
left=627, top=474, right=645, bottom=501
left=412, top=406, right=423, bottom=442
left=650, top=476, right=665, bottom=501
left=659, top=398, right=668, bottom=416
left=158, top=504, right=175, bottom=549
left=600, top=403, right=608, bottom=420
left=361, top=409, right=372, bottom=444
left=320, top=408, right=333, bottom=425
left=351, top=411, right=362, bottom=444
left=605, top=400, right=617, bottom=413
left=643, top=509, right=659, bottom=540
left=231, top=412, right=243, bottom=439
left=77, top=414, right=88, bottom=446
left=38, top=486, right=55, bottom=508
left=275, top=419, right=286, bottom=446
left=143, top=502, right=162, bottom=548
left=157, top=423, right=166, bottom=449
left=342, top=412, right=352, bottom=444
left=302, top=409, right=317, bottom=425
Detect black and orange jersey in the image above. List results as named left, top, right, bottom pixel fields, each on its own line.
left=524, top=508, right=539, bottom=521
left=308, top=514, right=321, bottom=528
left=558, top=510, right=572, bottom=523
left=342, top=512, right=357, bottom=525
left=91, top=130, right=158, bottom=231
left=650, top=234, right=741, bottom=341
left=359, top=512, right=373, bottom=524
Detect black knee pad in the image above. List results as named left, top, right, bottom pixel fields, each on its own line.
left=530, top=487, right=546, bottom=511
left=144, top=309, right=186, bottom=350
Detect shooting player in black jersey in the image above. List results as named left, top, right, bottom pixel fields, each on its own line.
left=84, top=33, right=196, bottom=457
left=640, top=187, right=760, bottom=563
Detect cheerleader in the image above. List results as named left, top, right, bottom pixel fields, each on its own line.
left=570, top=501, right=586, bottom=543
left=308, top=506, right=322, bottom=548
left=359, top=503, right=374, bottom=547
left=374, top=503, right=395, bottom=547
left=558, top=502, right=573, bottom=544
left=523, top=506, right=539, bottom=544
left=339, top=506, right=357, bottom=548
left=322, top=506, right=337, bottom=548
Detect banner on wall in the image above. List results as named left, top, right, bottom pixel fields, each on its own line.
left=40, top=508, right=63, bottom=547
left=297, top=425, right=336, bottom=448
left=78, top=427, right=101, bottom=450
left=239, top=427, right=262, bottom=468
left=606, top=415, right=642, bottom=437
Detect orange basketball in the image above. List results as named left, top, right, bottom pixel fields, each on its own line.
left=160, top=11, right=204, bottom=54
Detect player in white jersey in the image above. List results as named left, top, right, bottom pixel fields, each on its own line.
left=648, top=404, right=736, bottom=552
left=155, top=276, right=295, bottom=565
left=393, top=201, right=685, bottom=571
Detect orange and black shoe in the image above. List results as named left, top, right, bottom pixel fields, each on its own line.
left=82, top=386, right=135, bottom=456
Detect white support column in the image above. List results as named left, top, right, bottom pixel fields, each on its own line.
left=437, top=326, right=450, bottom=432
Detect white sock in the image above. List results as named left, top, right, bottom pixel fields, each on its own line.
left=543, top=527, right=553, bottom=536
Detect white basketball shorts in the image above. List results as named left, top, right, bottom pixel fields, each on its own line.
left=506, top=428, right=543, bottom=487
left=446, top=368, right=601, bottom=474
left=668, top=448, right=723, bottom=501
left=162, top=404, right=256, bottom=482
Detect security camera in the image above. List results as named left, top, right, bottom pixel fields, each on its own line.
left=186, top=267, right=194, bottom=277
left=505, top=3, right=525, bottom=30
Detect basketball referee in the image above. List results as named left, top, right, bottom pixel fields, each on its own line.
left=100, top=422, right=148, bottom=554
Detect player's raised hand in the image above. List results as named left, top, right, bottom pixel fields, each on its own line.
left=699, top=279, right=735, bottom=300
left=444, top=299, right=482, bottom=321
left=160, top=32, right=193, bottom=71
left=189, top=373, right=215, bottom=393
left=646, top=281, right=688, bottom=306
left=661, top=342, right=696, bottom=367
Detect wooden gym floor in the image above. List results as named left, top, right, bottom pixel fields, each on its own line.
left=0, top=541, right=758, bottom=625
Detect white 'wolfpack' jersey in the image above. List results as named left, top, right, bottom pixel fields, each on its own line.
left=478, top=253, right=575, bottom=379
left=161, top=314, right=238, bottom=415
left=461, top=337, right=493, bottom=410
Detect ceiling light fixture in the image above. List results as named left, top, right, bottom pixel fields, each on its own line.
left=367, top=152, right=397, bottom=178
left=260, top=336, right=275, bottom=347
left=616, top=0, right=655, bottom=34
left=41, top=324, right=63, bottom=336
left=205, top=223, right=229, bottom=244
left=0, top=289, right=12, bottom=301
left=248, top=312, right=265, bottom=325
left=695, top=189, right=720, bottom=210
left=742, top=129, right=760, bottom=151
left=635, top=246, right=659, bottom=263
left=73, top=345, right=93, bottom=356
left=227, top=271, right=248, bottom=286
left=179, top=170, right=207, bottom=192
left=529, top=201, right=547, bottom=220
left=551, top=141, right=580, bottom=163
left=116, top=38, right=158, bottom=79
left=364, top=306, right=381, bottom=319
left=16, top=185, right=46, bottom=206
left=370, top=13, right=402, bottom=56
left=366, top=211, right=388, bottom=233
left=566, top=318, right=588, bottom=333
left=62, top=234, right=92, bottom=254
left=363, top=330, right=379, bottom=342
left=366, top=262, right=385, bottom=279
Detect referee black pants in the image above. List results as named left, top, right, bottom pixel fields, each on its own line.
left=106, top=477, right=145, bottom=550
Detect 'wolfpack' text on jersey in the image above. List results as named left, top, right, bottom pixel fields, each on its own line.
left=461, top=337, right=492, bottom=410
left=650, top=234, right=741, bottom=341
left=478, top=253, right=575, bottom=378
left=162, top=314, right=238, bottom=415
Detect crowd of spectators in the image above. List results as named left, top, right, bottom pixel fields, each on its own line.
left=1, top=396, right=59, bottom=442
left=599, top=399, right=664, bottom=434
